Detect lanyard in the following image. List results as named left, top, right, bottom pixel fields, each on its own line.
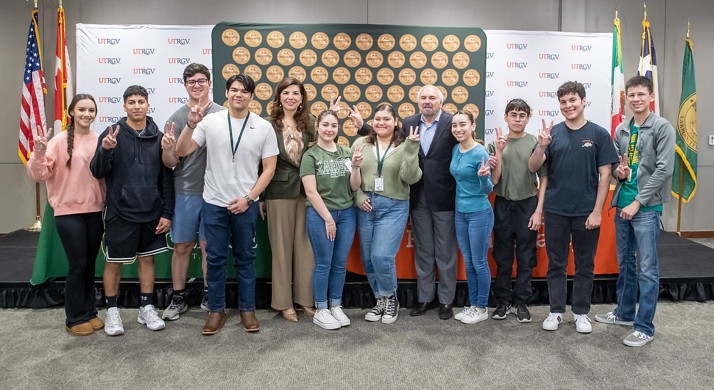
left=228, top=111, right=250, bottom=162
left=375, top=141, right=392, bottom=177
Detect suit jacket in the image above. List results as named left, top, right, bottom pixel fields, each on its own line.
left=263, top=119, right=316, bottom=199
left=358, top=111, right=457, bottom=211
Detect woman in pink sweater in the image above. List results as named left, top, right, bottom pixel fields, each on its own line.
left=28, top=94, right=106, bottom=336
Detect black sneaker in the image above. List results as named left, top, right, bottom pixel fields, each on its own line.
left=513, top=304, right=532, bottom=323
left=492, top=303, right=511, bottom=320
left=381, top=295, right=399, bottom=324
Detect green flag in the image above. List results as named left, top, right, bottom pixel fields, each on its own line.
left=672, top=37, right=697, bottom=202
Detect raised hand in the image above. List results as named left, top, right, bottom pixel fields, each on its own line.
left=615, top=154, right=631, bottom=180
left=328, top=96, right=342, bottom=114
left=407, top=126, right=420, bottom=142
left=101, top=125, right=120, bottom=150
left=477, top=156, right=490, bottom=177
left=495, top=127, right=507, bottom=152
left=537, top=119, right=553, bottom=147
left=347, top=104, right=364, bottom=128
left=162, top=122, right=176, bottom=151
left=187, top=96, right=212, bottom=128
left=351, top=142, right=364, bottom=168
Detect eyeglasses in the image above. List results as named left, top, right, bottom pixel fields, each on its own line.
left=507, top=112, right=528, bottom=120
left=186, top=79, right=209, bottom=87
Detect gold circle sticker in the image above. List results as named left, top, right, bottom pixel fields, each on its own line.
left=221, top=29, right=240, bottom=46
left=311, top=32, right=329, bottom=49
left=365, top=51, right=384, bottom=68
left=248, top=100, right=262, bottom=116
left=408, top=86, right=421, bottom=103
left=442, top=34, right=460, bottom=52
left=442, top=103, right=457, bottom=115
left=365, top=85, right=383, bottom=103
left=244, top=30, right=263, bottom=47
left=463, top=69, right=481, bottom=86
left=441, top=69, right=459, bottom=86
left=288, top=66, right=306, bottom=82
left=356, top=102, right=372, bottom=119
left=266, top=65, right=285, bottom=84
left=464, top=103, right=479, bottom=119
left=398, top=102, right=416, bottom=118
left=333, top=33, right=352, bottom=50
left=437, top=86, right=448, bottom=102
left=289, top=31, right=308, bottom=49
left=276, top=48, right=295, bottom=66
left=310, top=66, right=329, bottom=84
left=244, top=64, right=262, bottom=82
left=451, top=86, right=469, bottom=104
left=303, top=84, right=317, bottom=101
left=377, top=34, right=396, bottom=51
left=387, top=52, right=406, bottom=68
left=431, top=51, right=449, bottom=69
left=420, top=34, right=439, bottom=52
left=452, top=51, right=471, bottom=69
left=343, top=50, right=362, bottom=67
left=399, top=34, right=417, bottom=51
left=420, top=68, right=438, bottom=85
left=310, top=101, right=328, bottom=117
left=337, top=136, right=350, bottom=147
left=377, top=68, right=395, bottom=85
left=355, top=33, right=373, bottom=50
left=332, top=67, right=351, bottom=85
left=343, top=84, right=361, bottom=102
left=398, top=68, right=417, bottom=85
left=337, top=101, right=350, bottom=119
left=464, top=35, right=482, bottom=52
left=387, top=85, right=405, bottom=103
left=321, top=84, right=340, bottom=102
left=254, top=83, right=273, bottom=101
left=343, top=120, right=358, bottom=136
left=321, top=50, right=340, bottom=67
left=409, top=51, right=427, bottom=69
left=254, top=48, right=273, bottom=66
left=222, top=64, right=240, bottom=80
left=354, top=67, right=373, bottom=85
left=299, top=49, right=318, bottom=67
left=232, top=47, right=250, bottom=65
left=266, top=31, right=285, bottom=48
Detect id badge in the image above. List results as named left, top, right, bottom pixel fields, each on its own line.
left=374, top=177, right=384, bottom=192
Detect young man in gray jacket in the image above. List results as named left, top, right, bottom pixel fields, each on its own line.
left=595, top=75, right=675, bottom=347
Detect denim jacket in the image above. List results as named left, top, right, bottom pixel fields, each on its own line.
left=611, top=113, right=676, bottom=208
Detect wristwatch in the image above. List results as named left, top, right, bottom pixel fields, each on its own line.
left=244, top=195, right=255, bottom=206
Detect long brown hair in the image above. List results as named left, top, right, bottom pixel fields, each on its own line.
left=65, top=94, right=97, bottom=168
left=454, top=109, right=483, bottom=145
left=365, top=103, right=404, bottom=147
left=269, top=77, right=310, bottom=132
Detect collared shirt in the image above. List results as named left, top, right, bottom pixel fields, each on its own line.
left=419, top=109, right=442, bottom=155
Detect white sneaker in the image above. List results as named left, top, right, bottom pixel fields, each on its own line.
left=461, top=308, right=488, bottom=324
left=454, top=307, right=473, bottom=321
left=330, top=306, right=351, bottom=327
left=138, top=305, right=166, bottom=331
left=574, top=314, right=592, bottom=334
left=623, top=331, right=654, bottom=347
left=542, top=312, right=563, bottom=331
left=104, top=307, right=124, bottom=336
left=313, top=309, right=341, bottom=330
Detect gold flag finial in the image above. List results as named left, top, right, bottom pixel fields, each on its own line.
left=687, top=19, right=690, bottom=39
left=644, top=3, right=647, bottom=19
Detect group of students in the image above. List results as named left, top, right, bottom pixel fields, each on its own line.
left=28, top=62, right=674, bottom=347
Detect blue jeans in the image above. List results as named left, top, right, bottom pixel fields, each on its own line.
left=614, top=209, right=661, bottom=336
left=455, top=208, right=494, bottom=308
left=202, top=201, right=258, bottom=312
left=306, top=206, right=357, bottom=309
left=356, top=193, right=409, bottom=298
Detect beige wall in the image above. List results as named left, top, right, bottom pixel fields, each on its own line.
left=1, top=0, right=712, bottom=233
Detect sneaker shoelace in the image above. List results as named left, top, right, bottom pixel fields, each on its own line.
left=384, top=298, right=396, bottom=315
left=143, top=307, right=161, bottom=323
left=167, top=300, right=182, bottom=311
left=632, top=331, right=649, bottom=340
left=108, top=310, right=121, bottom=324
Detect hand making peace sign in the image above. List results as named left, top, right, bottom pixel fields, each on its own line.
left=101, top=125, right=120, bottom=150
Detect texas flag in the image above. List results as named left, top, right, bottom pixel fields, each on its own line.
left=638, top=15, right=660, bottom=114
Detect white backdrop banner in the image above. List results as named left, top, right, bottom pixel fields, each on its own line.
left=76, top=25, right=612, bottom=141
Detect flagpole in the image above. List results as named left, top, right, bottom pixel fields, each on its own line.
left=25, top=0, right=43, bottom=233
left=676, top=165, right=683, bottom=235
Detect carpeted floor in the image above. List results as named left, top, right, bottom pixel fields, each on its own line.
left=1, top=301, right=712, bottom=389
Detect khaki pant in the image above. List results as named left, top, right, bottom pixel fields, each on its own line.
left=266, top=197, right=314, bottom=310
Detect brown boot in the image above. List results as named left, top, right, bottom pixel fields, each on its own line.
left=66, top=322, right=94, bottom=336
left=240, top=311, right=260, bottom=333
left=202, top=311, right=227, bottom=335
left=88, top=316, right=105, bottom=331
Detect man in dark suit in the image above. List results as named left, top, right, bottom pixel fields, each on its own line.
left=356, top=85, right=458, bottom=319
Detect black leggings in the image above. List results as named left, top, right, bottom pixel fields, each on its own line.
left=55, top=212, right=104, bottom=326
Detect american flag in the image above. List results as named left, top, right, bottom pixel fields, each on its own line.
left=19, top=10, right=47, bottom=165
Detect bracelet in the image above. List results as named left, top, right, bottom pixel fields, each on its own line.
left=186, top=122, right=197, bottom=129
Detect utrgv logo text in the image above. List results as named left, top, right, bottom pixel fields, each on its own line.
left=97, top=38, right=120, bottom=45
left=99, top=116, right=122, bottom=123
left=571, top=63, right=592, bottom=70
left=169, top=97, right=189, bottom=104
left=506, top=62, right=527, bottom=69
left=506, top=81, right=528, bottom=88
left=98, top=77, right=121, bottom=84
left=168, top=78, right=184, bottom=84
left=538, top=72, right=559, bottom=79
left=133, top=48, right=156, bottom=55
left=539, top=91, right=557, bottom=98
left=538, top=110, right=560, bottom=117
left=571, top=45, right=592, bottom=51
left=98, top=96, right=121, bottom=104
left=168, top=38, right=191, bottom=45
left=538, top=53, right=560, bottom=60
left=133, top=68, right=156, bottom=75
left=506, top=43, right=528, bottom=50
left=168, top=57, right=191, bottom=65
left=98, top=57, right=121, bottom=65
left=485, top=90, right=494, bottom=97
left=202, top=49, right=212, bottom=54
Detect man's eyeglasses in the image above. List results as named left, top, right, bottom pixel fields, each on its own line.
left=507, top=112, right=528, bottom=120
left=186, top=79, right=209, bottom=87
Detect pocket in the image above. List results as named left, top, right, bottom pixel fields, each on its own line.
left=118, top=186, right=161, bottom=215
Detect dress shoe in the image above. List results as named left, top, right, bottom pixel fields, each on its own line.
left=300, top=305, right=316, bottom=317
left=88, top=316, right=105, bottom=331
left=409, top=302, right=434, bottom=316
left=240, top=311, right=260, bottom=333
left=438, top=304, right=454, bottom=320
left=202, top=311, right=227, bottom=335
left=281, top=308, right=298, bottom=322
left=66, top=322, right=94, bottom=336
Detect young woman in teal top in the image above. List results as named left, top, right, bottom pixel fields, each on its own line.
left=449, top=110, right=494, bottom=325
